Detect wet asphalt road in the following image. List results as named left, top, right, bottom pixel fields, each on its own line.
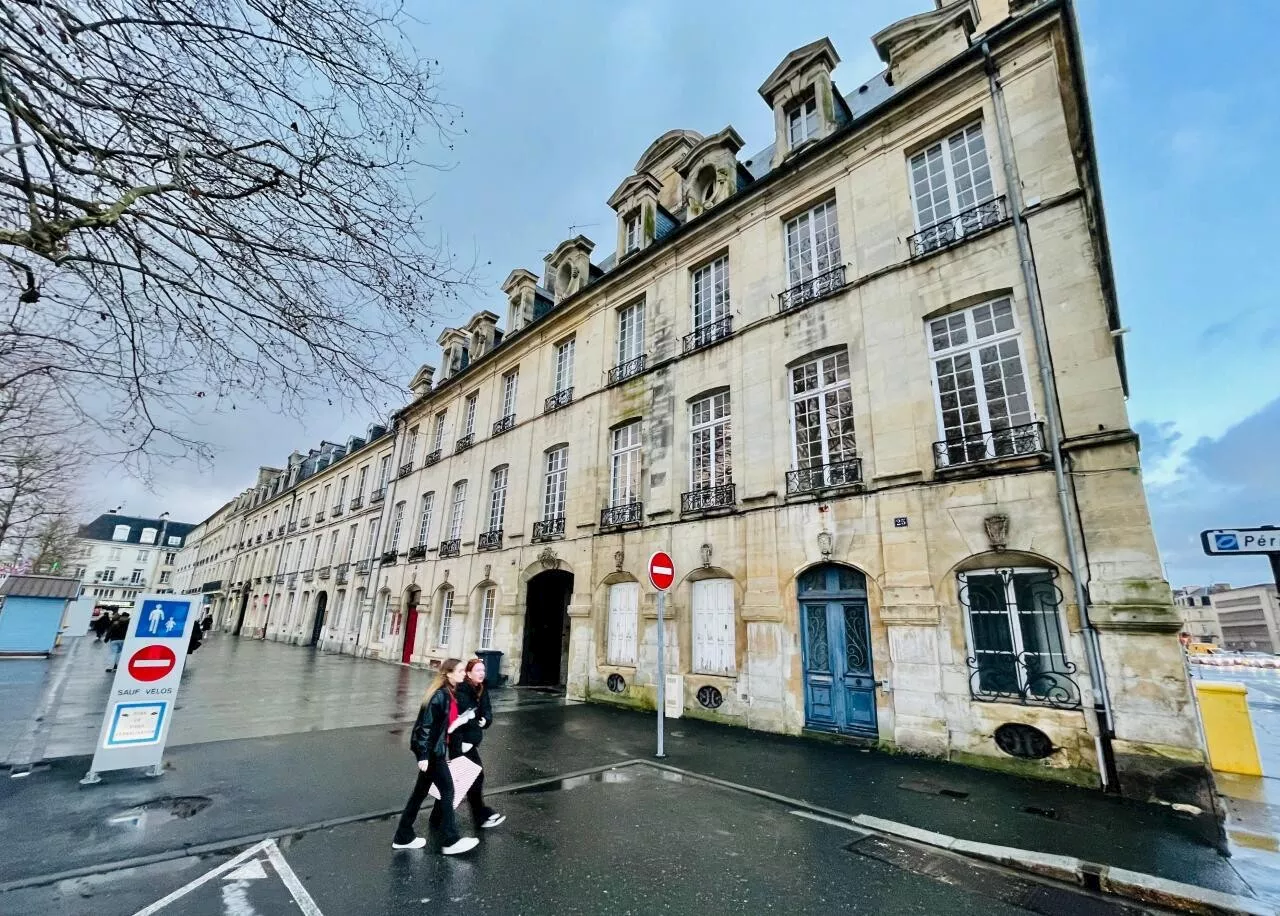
left=3, top=764, right=1156, bottom=916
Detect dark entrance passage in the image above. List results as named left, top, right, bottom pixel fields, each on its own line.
left=309, top=591, right=329, bottom=647
left=402, top=588, right=420, bottom=664
left=520, top=570, right=573, bottom=687
left=798, top=564, right=878, bottom=737
left=233, top=589, right=250, bottom=637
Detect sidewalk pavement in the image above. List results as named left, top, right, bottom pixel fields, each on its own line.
left=2, top=636, right=1274, bottom=910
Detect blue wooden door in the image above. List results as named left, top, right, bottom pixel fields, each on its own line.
left=799, top=566, right=877, bottom=737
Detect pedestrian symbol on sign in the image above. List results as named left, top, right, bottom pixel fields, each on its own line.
left=135, top=599, right=190, bottom=639
left=1214, top=533, right=1240, bottom=551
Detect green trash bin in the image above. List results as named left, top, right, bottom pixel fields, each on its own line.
left=476, top=649, right=503, bottom=688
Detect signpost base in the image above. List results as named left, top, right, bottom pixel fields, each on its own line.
left=79, top=771, right=101, bottom=786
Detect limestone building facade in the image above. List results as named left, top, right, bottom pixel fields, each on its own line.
left=183, top=0, right=1209, bottom=805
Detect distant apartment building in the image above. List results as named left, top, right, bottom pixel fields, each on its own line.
left=1172, top=585, right=1227, bottom=644
left=1211, top=585, right=1280, bottom=654
left=71, top=513, right=197, bottom=609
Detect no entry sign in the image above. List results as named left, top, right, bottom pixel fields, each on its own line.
left=127, top=644, right=176, bottom=682
left=648, top=551, right=675, bottom=592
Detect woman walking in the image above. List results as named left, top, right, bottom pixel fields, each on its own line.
left=449, top=658, right=504, bottom=829
left=392, top=658, right=479, bottom=855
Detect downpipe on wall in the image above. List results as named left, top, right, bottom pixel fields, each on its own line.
left=981, top=41, right=1118, bottom=791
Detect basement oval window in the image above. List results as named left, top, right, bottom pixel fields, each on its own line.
left=993, top=722, right=1054, bottom=760
left=695, top=685, right=724, bottom=709
left=606, top=673, right=626, bottom=694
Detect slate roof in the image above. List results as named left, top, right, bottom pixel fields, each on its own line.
left=0, top=574, right=82, bottom=599
left=76, top=513, right=198, bottom=548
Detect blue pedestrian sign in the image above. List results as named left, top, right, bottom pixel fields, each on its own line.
left=1201, top=527, right=1280, bottom=556
left=135, top=599, right=190, bottom=639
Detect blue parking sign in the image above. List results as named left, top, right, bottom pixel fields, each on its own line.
left=1213, top=533, right=1240, bottom=552
left=135, top=599, right=190, bottom=639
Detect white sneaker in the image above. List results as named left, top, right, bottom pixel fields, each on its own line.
left=481, top=813, right=506, bottom=829
left=442, top=837, right=479, bottom=856
left=391, top=836, right=427, bottom=850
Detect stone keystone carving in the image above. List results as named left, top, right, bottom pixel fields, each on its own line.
left=701, top=543, right=713, bottom=568
left=484, top=564, right=492, bottom=580
left=539, top=547, right=560, bottom=570
left=614, top=549, right=624, bottom=571
left=817, top=530, right=833, bottom=559
left=984, top=514, right=1010, bottom=552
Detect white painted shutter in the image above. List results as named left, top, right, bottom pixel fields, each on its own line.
left=693, top=579, right=735, bottom=675
left=607, top=582, right=638, bottom=665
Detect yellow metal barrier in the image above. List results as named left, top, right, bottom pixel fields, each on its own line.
left=1194, top=681, right=1263, bottom=776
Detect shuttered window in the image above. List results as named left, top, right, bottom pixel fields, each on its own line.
left=692, top=579, right=735, bottom=675
left=607, top=582, right=639, bottom=666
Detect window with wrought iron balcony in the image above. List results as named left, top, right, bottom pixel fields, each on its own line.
left=423, top=448, right=442, bottom=467
left=681, top=482, right=735, bottom=515
left=477, top=529, right=503, bottom=551
left=355, top=559, right=372, bottom=575
left=371, top=487, right=385, bottom=504
left=786, top=457, right=863, bottom=496
left=301, top=568, right=314, bottom=582
left=313, top=511, right=324, bottom=523
left=608, top=354, right=646, bottom=386
left=454, top=434, right=474, bottom=454
left=600, top=501, right=642, bottom=530
left=492, top=414, right=515, bottom=437
left=335, top=563, right=350, bottom=584
left=438, top=538, right=461, bottom=558
left=379, top=549, right=398, bottom=565
left=544, top=387, right=573, bottom=414
left=317, top=565, right=331, bottom=580
left=682, top=315, right=732, bottom=354
left=933, top=421, right=1046, bottom=470
left=397, top=461, right=414, bottom=479
left=349, top=495, right=363, bottom=511
left=408, top=543, right=427, bottom=561
left=532, top=515, right=565, bottom=542
left=779, top=264, right=847, bottom=314
left=330, top=504, right=343, bottom=517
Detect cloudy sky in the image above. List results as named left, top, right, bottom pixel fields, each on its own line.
left=92, top=0, right=1279, bottom=588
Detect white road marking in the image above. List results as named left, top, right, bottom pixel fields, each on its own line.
left=220, top=879, right=260, bottom=916
left=131, top=840, right=272, bottom=916
left=264, top=840, right=325, bottom=916
left=223, top=860, right=267, bottom=881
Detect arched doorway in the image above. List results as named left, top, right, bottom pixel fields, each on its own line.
left=402, top=587, right=421, bottom=664
left=520, top=569, right=573, bottom=687
left=233, top=588, right=250, bottom=636
left=797, top=564, right=877, bottom=737
left=309, top=591, right=329, bottom=647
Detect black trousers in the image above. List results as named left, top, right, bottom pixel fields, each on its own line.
left=431, top=747, right=492, bottom=826
left=395, top=757, right=458, bottom=846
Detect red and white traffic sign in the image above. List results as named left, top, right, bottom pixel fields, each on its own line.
left=648, top=551, right=675, bottom=591
left=127, top=644, right=177, bottom=682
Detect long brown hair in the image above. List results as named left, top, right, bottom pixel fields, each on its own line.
left=422, top=657, right=463, bottom=706
left=464, top=657, right=486, bottom=698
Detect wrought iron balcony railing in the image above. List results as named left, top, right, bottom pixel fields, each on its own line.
left=600, top=501, right=643, bottom=529
left=933, top=421, right=1046, bottom=470
left=683, top=315, right=732, bottom=354
left=786, top=457, right=863, bottom=495
left=544, top=387, right=574, bottom=414
left=423, top=449, right=442, bottom=467
left=335, top=564, right=350, bottom=584
left=277, top=525, right=286, bottom=536
left=299, top=518, right=310, bottom=529
left=908, top=195, right=1009, bottom=258
left=350, top=496, right=364, bottom=511
left=455, top=434, right=474, bottom=454
left=408, top=544, right=428, bottom=561
left=288, top=521, right=297, bottom=533
left=287, top=573, right=298, bottom=588
left=256, top=534, right=263, bottom=543
left=274, top=574, right=285, bottom=584
left=317, top=566, right=331, bottom=580
left=331, top=505, right=343, bottom=517
left=478, top=529, right=503, bottom=551
left=379, top=549, right=398, bottom=566
left=371, top=488, right=385, bottom=504
left=301, top=569, right=314, bottom=582
left=438, top=538, right=461, bottom=558
left=532, top=515, right=566, bottom=542
left=398, top=462, right=414, bottom=479
left=779, top=264, right=846, bottom=314
left=681, top=483, right=736, bottom=514
left=314, top=511, right=324, bottom=523
left=493, top=414, right=515, bottom=436
left=608, top=354, right=647, bottom=386
left=355, top=559, right=372, bottom=575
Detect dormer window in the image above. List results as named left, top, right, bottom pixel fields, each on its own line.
left=695, top=166, right=717, bottom=206
left=787, top=90, right=819, bottom=147
left=624, top=212, right=642, bottom=254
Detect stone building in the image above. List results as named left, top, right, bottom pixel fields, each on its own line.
left=186, top=0, right=1209, bottom=805
left=1211, top=585, right=1280, bottom=654
left=71, top=513, right=196, bottom=609
left=1173, top=584, right=1227, bottom=645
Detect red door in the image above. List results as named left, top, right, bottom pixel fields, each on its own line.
left=401, top=608, right=418, bottom=663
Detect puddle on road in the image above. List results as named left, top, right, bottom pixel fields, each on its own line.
left=511, top=769, right=634, bottom=794
left=106, top=795, right=212, bottom=830
left=1230, top=828, right=1280, bottom=852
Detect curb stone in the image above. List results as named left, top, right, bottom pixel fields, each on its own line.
left=851, top=814, right=1273, bottom=916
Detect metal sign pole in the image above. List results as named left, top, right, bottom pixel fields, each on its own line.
left=656, top=590, right=666, bottom=759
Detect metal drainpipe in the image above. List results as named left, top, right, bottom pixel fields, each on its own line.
left=362, top=421, right=402, bottom=657
left=981, top=41, right=1117, bottom=790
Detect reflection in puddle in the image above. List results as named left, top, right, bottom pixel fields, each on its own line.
left=106, top=795, right=212, bottom=830
left=1229, top=829, right=1280, bottom=852
left=511, top=769, right=633, bottom=794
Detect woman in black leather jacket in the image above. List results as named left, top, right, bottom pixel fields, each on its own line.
left=452, top=657, right=504, bottom=829
left=392, top=658, right=479, bottom=855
